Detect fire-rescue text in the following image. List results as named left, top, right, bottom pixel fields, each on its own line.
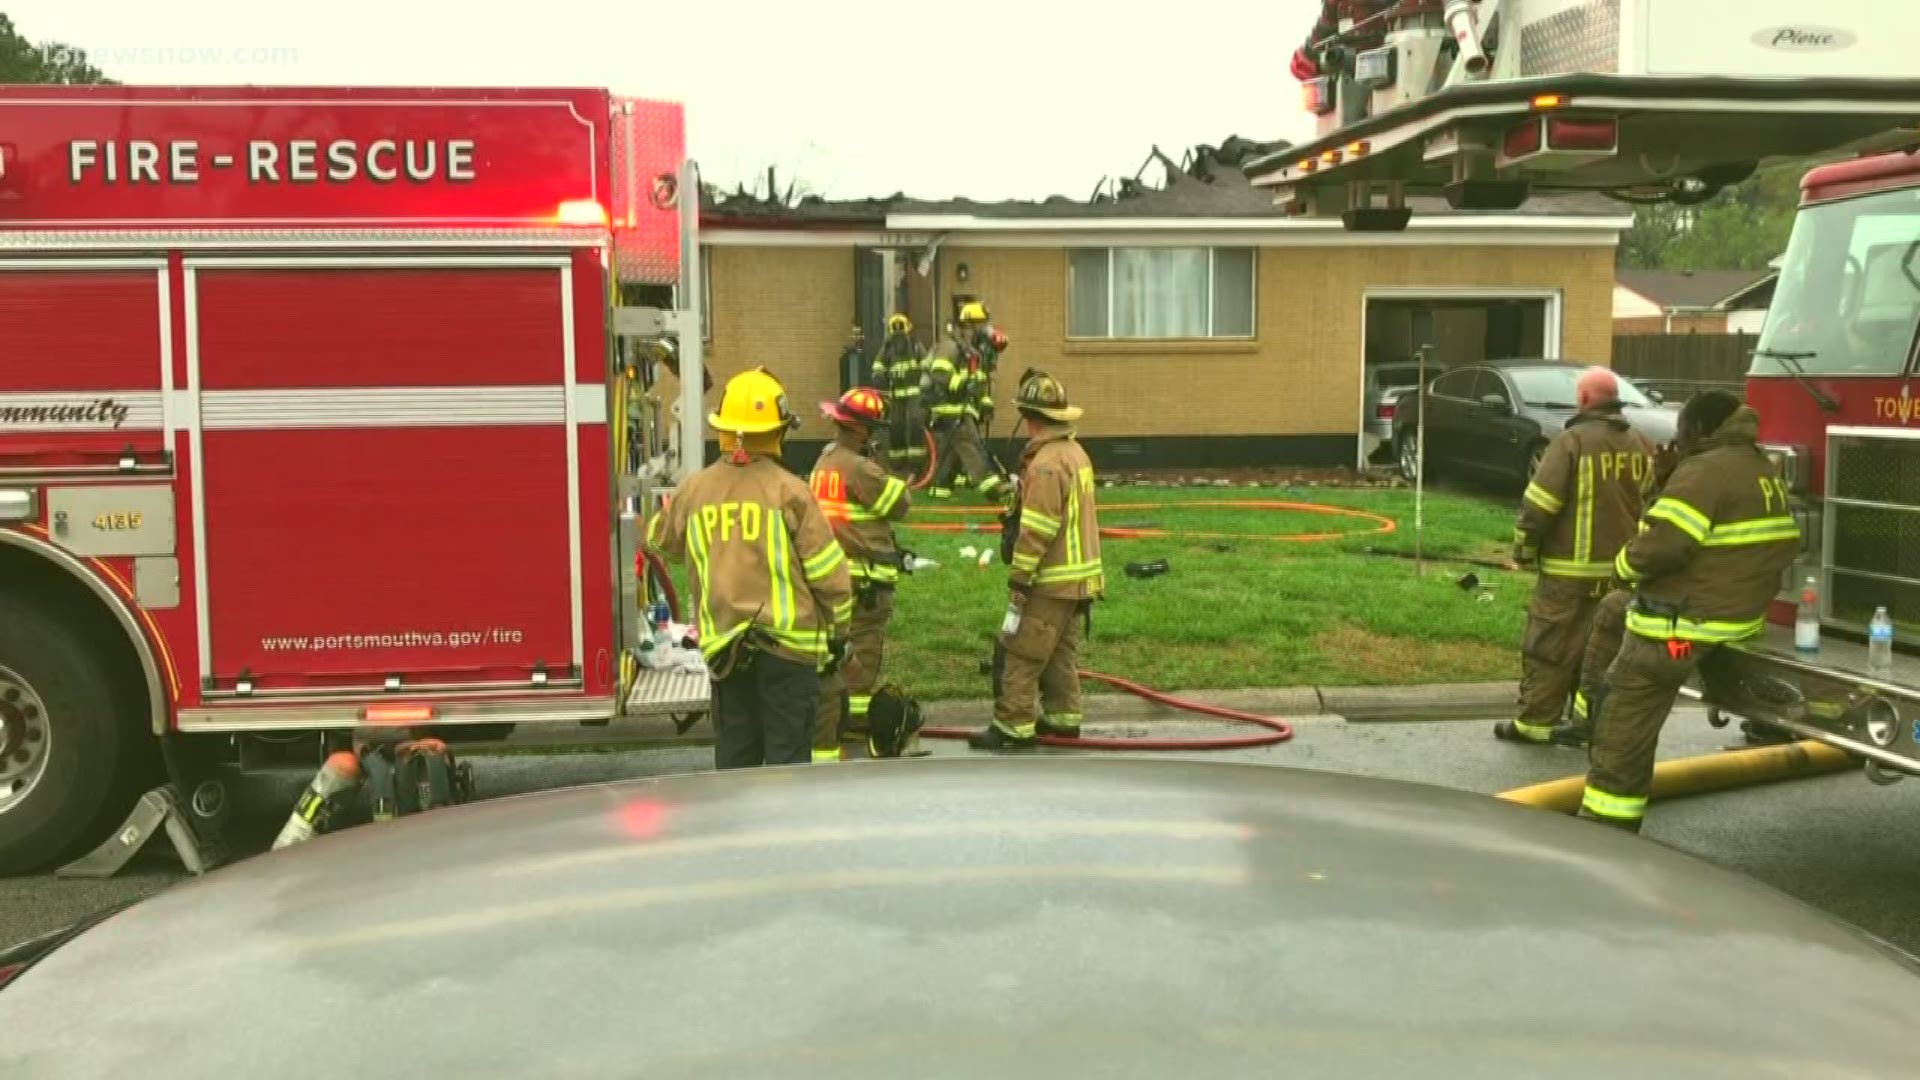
left=68, top=139, right=478, bottom=185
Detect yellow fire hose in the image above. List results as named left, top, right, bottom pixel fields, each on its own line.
left=1496, top=739, right=1855, bottom=813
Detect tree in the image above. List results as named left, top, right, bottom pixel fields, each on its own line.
left=0, top=14, right=114, bottom=85
left=1616, top=162, right=1803, bottom=272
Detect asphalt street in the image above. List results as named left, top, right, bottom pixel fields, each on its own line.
left=5, top=707, right=1919, bottom=958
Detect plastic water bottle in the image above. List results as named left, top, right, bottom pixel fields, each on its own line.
left=1795, top=577, right=1821, bottom=656
left=1869, top=607, right=1895, bottom=679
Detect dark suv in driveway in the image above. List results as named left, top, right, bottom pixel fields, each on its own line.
left=1390, top=359, right=1678, bottom=486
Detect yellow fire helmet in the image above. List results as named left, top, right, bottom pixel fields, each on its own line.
left=887, top=312, right=913, bottom=334
left=709, top=367, right=798, bottom=434
left=957, top=301, right=989, bottom=324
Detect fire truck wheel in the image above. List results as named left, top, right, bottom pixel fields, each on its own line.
left=0, top=593, right=138, bottom=876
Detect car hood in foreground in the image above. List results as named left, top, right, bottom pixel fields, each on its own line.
left=4, top=758, right=1919, bottom=1079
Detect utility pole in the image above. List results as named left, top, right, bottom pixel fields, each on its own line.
left=1414, top=342, right=1430, bottom=577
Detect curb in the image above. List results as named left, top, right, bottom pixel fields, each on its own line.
left=477, top=680, right=1520, bottom=753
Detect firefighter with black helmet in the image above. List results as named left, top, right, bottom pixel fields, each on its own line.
left=809, top=387, right=915, bottom=761
left=925, top=301, right=1005, bottom=500
left=868, top=313, right=928, bottom=478
left=971, top=370, right=1103, bottom=750
left=645, top=367, right=854, bottom=770
left=1580, top=390, right=1799, bottom=832
left=1495, top=368, right=1657, bottom=748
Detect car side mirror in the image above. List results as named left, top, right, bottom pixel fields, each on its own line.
left=1479, top=393, right=1511, bottom=413
left=1646, top=388, right=1666, bottom=404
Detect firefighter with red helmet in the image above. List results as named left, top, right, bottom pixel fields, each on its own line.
left=645, top=367, right=853, bottom=770
left=809, top=387, right=915, bottom=760
left=924, top=300, right=1006, bottom=500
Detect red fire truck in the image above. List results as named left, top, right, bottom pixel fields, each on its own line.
left=0, top=85, right=706, bottom=874
left=1253, top=1, right=1920, bottom=782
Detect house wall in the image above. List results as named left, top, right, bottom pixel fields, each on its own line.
left=936, top=242, right=1614, bottom=466
left=1612, top=284, right=1663, bottom=320
left=662, top=236, right=1616, bottom=471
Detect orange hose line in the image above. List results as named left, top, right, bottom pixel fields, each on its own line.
left=899, top=499, right=1398, bottom=544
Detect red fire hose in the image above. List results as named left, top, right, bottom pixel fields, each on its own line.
left=919, top=669, right=1293, bottom=750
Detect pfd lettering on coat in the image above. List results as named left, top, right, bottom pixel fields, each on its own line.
left=1591, top=451, right=1652, bottom=483
left=698, top=501, right=773, bottom=545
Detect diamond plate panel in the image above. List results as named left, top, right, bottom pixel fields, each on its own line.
left=609, top=97, right=686, bottom=287
left=1519, top=0, right=1621, bottom=77
left=626, top=668, right=709, bottom=715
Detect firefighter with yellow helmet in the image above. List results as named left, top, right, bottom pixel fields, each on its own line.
left=645, top=367, right=854, bottom=770
left=868, top=313, right=929, bottom=477
left=924, top=300, right=1005, bottom=500
left=809, top=387, right=916, bottom=760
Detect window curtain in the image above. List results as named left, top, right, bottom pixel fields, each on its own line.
left=1112, top=248, right=1209, bottom=338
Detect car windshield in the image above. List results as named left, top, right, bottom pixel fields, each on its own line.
left=1755, top=184, right=1920, bottom=376
left=1505, top=367, right=1653, bottom=408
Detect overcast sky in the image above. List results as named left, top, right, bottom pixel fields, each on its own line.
left=9, top=0, right=1321, bottom=201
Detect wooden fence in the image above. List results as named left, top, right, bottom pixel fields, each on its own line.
left=1611, top=333, right=1754, bottom=401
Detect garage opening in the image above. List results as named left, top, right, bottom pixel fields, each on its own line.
left=1359, top=291, right=1561, bottom=467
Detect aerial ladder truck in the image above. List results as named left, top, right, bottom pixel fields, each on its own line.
left=1260, top=1, right=1920, bottom=783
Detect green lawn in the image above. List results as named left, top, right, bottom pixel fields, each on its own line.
left=658, top=484, right=1535, bottom=700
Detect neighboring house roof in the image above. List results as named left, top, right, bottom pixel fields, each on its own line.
left=703, top=134, right=1628, bottom=229
left=1616, top=268, right=1776, bottom=312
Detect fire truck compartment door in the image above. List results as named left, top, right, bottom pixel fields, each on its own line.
left=187, top=258, right=584, bottom=692
left=0, top=262, right=169, bottom=469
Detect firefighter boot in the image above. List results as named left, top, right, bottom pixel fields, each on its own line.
left=968, top=724, right=1037, bottom=751
left=1576, top=806, right=1644, bottom=834
left=1037, top=716, right=1081, bottom=739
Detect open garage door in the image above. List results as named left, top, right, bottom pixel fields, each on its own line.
left=1359, top=291, right=1559, bottom=466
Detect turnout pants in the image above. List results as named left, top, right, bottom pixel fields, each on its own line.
left=993, top=593, right=1086, bottom=738
left=711, top=647, right=820, bottom=770
left=1513, top=575, right=1611, bottom=738
left=1572, top=589, right=1631, bottom=730
left=1585, top=631, right=1744, bottom=831
left=884, top=399, right=928, bottom=476
left=815, top=584, right=896, bottom=761
left=931, top=417, right=995, bottom=496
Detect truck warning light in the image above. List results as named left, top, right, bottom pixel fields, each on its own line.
left=68, top=138, right=479, bottom=185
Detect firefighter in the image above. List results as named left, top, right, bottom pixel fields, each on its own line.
left=1569, top=442, right=1682, bottom=734
left=971, top=371, right=1103, bottom=750
left=925, top=301, right=1005, bottom=500
left=868, top=313, right=928, bottom=478
left=1580, top=390, right=1800, bottom=832
left=1496, top=368, right=1658, bottom=747
left=645, top=367, right=854, bottom=770
left=809, top=387, right=914, bottom=761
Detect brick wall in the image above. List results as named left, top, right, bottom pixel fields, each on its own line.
left=939, top=242, right=1615, bottom=439
left=658, top=237, right=1615, bottom=456
left=653, top=245, right=855, bottom=443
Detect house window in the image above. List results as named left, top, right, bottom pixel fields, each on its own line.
left=1068, top=247, right=1256, bottom=339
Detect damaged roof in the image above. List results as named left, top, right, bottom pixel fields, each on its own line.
left=701, top=134, right=1628, bottom=226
